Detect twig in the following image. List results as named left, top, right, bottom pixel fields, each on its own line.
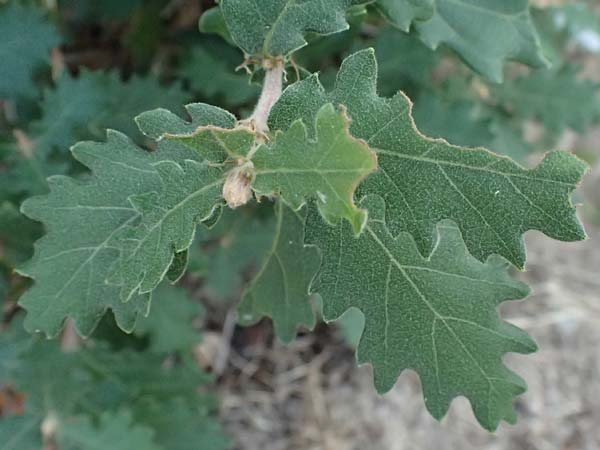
left=246, top=58, right=285, bottom=135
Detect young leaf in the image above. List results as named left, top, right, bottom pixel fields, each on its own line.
left=307, top=196, right=537, bottom=431
left=219, top=0, right=371, bottom=57
left=253, top=103, right=377, bottom=234
left=270, top=49, right=588, bottom=269
left=169, top=104, right=378, bottom=233
left=57, top=410, right=163, bottom=450
left=17, top=133, right=158, bottom=337
left=107, top=160, right=223, bottom=302
left=238, top=201, right=320, bottom=343
left=134, top=283, right=203, bottom=353
left=0, top=2, right=61, bottom=99
left=376, top=0, right=548, bottom=81
left=167, top=126, right=255, bottom=165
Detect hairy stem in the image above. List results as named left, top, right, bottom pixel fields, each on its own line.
left=249, top=59, right=284, bottom=134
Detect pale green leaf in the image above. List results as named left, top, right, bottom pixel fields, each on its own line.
left=307, top=196, right=537, bottom=431
left=238, top=201, right=320, bottom=343
left=219, top=0, right=372, bottom=57
left=270, top=49, right=588, bottom=269
left=376, top=0, right=548, bottom=81
left=253, top=103, right=377, bottom=234
left=168, top=103, right=377, bottom=233
left=166, top=126, right=255, bottom=164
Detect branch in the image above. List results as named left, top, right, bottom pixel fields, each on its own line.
left=248, top=58, right=284, bottom=135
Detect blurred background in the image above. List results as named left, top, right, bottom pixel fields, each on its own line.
left=1, top=0, right=599, bottom=449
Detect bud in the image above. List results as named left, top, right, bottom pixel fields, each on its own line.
left=223, top=163, right=254, bottom=208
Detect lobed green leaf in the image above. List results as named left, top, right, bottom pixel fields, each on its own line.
left=270, top=49, right=588, bottom=269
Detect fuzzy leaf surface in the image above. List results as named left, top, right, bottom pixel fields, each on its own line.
left=254, top=103, right=377, bottom=234
left=107, top=160, right=223, bottom=301
left=307, top=197, right=537, bottom=430
left=18, top=103, right=234, bottom=337
left=238, top=202, right=320, bottom=343
left=220, top=0, right=372, bottom=57
left=17, top=132, right=158, bottom=337
left=376, top=0, right=547, bottom=81
left=270, top=49, right=587, bottom=268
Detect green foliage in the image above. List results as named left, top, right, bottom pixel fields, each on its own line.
left=134, top=283, right=203, bottom=353
left=376, top=0, right=548, bottom=81
left=1, top=0, right=596, bottom=439
left=270, top=49, right=587, bottom=269
left=252, top=103, right=377, bottom=234
left=17, top=133, right=158, bottom=337
left=107, top=159, right=223, bottom=301
left=218, top=0, right=370, bottom=57
left=0, top=315, right=228, bottom=450
left=494, top=66, right=600, bottom=133
left=57, top=410, right=162, bottom=450
left=307, top=197, right=536, bottom=430
left=188, top=206, right=275, bottom=300
left=33, top=71, right=191, bottom=150
left=181, top=44, right=259, bottom=108
left=0, top=413, right=41, bottom=450
left=0, top=1, right=60, bottom=99
left=238, top=201, right=320, bottom=343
